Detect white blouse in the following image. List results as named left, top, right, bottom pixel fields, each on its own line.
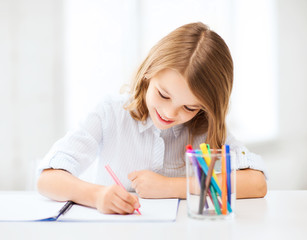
left=38, top=95, right=267, bottom=191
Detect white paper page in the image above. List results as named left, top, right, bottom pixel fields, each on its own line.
left=0, top=191, right=179, bottom=222
left=60, top=198, right=179, bottom=222
left=0, top=191, right=66, bottom=221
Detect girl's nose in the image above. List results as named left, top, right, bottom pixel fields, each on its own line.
left=164, top=106, right=179, bottom=119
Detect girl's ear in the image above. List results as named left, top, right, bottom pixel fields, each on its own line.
left=143, top=76, right=151, bottom=85
left=144, top=74, right=149, bottom=80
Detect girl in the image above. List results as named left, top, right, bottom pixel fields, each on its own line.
left=37, top=22, right=267, bottom=215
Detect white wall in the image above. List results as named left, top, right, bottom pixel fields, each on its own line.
left=249, top=0, right=307, bottom=190
left=63, top=0, right=141, bottom=129
left=0, top=0, right=65, bottom=189
left=1, top=0, right=307, bottom=190
left=228, top=0, right=278, bottom=144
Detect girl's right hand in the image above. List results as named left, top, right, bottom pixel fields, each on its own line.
left=95, top=185, right=140, bottom=214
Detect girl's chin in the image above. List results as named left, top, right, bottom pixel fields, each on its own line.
left=155, top=124, right=172, bottom=130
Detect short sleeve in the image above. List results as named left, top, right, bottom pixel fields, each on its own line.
left=225, top=132, right=268, bottom=179
left=37, top=97, right=112, bottom=177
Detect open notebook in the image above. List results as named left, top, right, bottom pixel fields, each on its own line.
left=0, top=191, right=179, bottom=222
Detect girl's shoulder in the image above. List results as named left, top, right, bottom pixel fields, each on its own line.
left=97, top=93, right=129, bottom=106
left=92, top=93, right=133, bottom=123
left=94, top=93, right=129, bottom=113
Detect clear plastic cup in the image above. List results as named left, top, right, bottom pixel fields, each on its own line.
left=186, top=149, right=236, bottom=220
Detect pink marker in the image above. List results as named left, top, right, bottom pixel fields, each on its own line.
left=105, top=164, right=141, bottom=215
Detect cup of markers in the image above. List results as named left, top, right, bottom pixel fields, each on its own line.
left=186, top=143, right=236, bottom=220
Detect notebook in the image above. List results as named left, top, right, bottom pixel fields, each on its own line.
left=0, top=191, right=179, bottom=222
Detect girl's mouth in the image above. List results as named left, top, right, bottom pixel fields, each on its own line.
left=155, top=109, right=175, bottom=125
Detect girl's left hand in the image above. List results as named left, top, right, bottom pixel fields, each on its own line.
left=128, top=170, right=170, bottom=198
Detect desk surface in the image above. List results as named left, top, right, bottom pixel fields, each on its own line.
left=1, top=190, right=307, bottom=240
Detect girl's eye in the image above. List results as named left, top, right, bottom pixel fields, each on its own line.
left=184, top=106, right=197, bottom=112
left=158, top=91, right=169, bottom=99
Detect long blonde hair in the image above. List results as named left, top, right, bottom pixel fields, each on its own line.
left=125, top=22, right=233, bottom=148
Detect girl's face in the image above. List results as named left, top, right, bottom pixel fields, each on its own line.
left=146, top=69, right=201, bottom=130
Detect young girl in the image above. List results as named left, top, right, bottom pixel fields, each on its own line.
left=37, top=22, right=267, bottom=215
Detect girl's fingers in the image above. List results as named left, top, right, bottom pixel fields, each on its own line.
left=111, top=194, right=136, bottom=214
left=115, top=186, right=140, bottom=209
left=96, top=185, right=140, bottom=214
left=109, top=201, right=130, bottom=214
left=128, top=171, right=138, bottom=181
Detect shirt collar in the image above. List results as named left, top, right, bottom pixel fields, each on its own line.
left=138, top=117, right=184, bottom=138
left=172, top=124, right=185, bottom=138
left=138, top=117, right=155, bottom=133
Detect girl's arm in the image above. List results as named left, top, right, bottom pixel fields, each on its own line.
left=37, top=169, right=140, bottom=214
left=235, top=169, right=267, bottom=199
left=129, top=169, right=267, bottom=199
left=168, top=169, right=268, bottom=199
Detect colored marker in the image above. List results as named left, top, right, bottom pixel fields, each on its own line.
left=186, top=145, right=209, bottom=211
left=225, top=145, right=232, bottom=205
left=198, top=170, right=207, bottom=214
left=210, top=184, right=221, bottom=215
left=209, top=184, right=222, bottom=209
left=186, top=145, right=202, bottom=184
left=194, top=150, right=220, bottom=193
left=194, top=149, right=218, bottom=212
left=222, top=145, right=227, bottom=215
left=200, top=143, right=221, bottom=187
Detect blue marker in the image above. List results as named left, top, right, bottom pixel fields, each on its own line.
left=225, top=145, right=231, bottom=205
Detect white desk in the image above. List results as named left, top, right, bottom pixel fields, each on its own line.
left=1, top=191, right=306, bottom=240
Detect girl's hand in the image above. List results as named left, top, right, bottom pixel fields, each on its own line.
left=128, top=170, right=171, bottom=198
left=95, top=185, right=140, bottom=214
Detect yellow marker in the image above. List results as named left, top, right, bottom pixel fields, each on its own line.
left=199, top=143, right=221, bottom=188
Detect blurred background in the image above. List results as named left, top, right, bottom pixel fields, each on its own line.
left=0, top=0, right=306, bottom=191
